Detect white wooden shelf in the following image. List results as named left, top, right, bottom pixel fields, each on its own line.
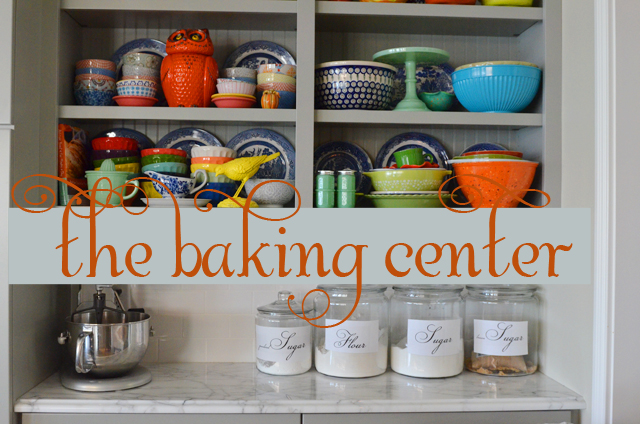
left=59, top=106, right=297, bottom=125
left=315, top=110, right=542, bottom=129
left=315, top=2, right=542, bottom=36
left=61, top=0, right=298, bottom=30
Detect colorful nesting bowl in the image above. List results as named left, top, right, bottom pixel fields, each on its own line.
left=123, top=52, right=162, bottom=70
left=216, top=79, right=256, bottom=96
left=257, top=73, right=297, bottom=86
left=258, top=64, right=296, bottom=79
left=452, top=64, right=542, bottom=113
left=75, top=67, right=117, bottom=79
left=191, top=157, right=234, bottom=165
left=142, top=162, right=189, bottom=175
left=363, top=169, right=453, bottom=192
left=141, top=154, right=188, bottom=167
left=116, top=82, right=157, bottom=98
left=222, top=67, right=257, bottom=81
left=141, top=148, right=187, bottom=158
left=122, top=65, right=160, bottom=79
left=95, top=162, right=141, bottom=174
left=191, top=146, right=237, bottom=158
left=91, top=137, right=138, bottom=151
left=211, top=94, right=257, bottom=108
left=93, top=156, right=139, bottom=168
left=93, top=149, right=139, bottom=160
left=257, top=82, right=296, bottom=93
left=315, top=61, right=397, bottom=110
left=76, top=59, right=116, bottom=71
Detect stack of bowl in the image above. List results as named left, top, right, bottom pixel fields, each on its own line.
left=449, top=145, right=538, bottom=208
left=91, top=136, right=141, bottom=205
left=140, top=148, right=197, bottom=199
left=114, top=53, right=162, bottom=107
left=74, top=59, right=117, bottom=106
left=190, top=146, right=238, bottom=206
left=256, top=64, right=296, bottom=109
left=212, top=70, right=257, bottom=108
left=452, top=61, right=541, bottom=113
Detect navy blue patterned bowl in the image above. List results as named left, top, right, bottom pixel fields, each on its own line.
left=315, top=61, right=397, bottom=110
left=74, top=88, right=115, bottom=106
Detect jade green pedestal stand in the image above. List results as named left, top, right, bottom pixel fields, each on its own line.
left=373, top=47, right=450, bottom=112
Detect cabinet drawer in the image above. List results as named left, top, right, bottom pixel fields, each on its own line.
left=22, top=414, right=301, bottom=424
left=303, top=411, right=572, bottom=424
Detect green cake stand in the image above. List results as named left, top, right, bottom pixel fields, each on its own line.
left=373, top=47, right=450, bottom=112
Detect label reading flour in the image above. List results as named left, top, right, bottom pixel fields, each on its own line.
left=256, top=326, right=311, bottom=363
left=474, top=320, right=528, bottom=356
left=325, top=319, right=379, bottom=354
left=407, top=319, right=462, bottom=357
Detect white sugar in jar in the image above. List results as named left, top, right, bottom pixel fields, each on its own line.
left=314, top=284, right=389, bottom=378
left=390, top=285, right=464, bottom=378
left=255, top=291, right=313, bottom=376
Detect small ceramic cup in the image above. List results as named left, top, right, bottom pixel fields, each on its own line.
left=85, top=170, right=140, bottom=206
left=144, top=170, right=208, bottom=198
left=394, top=148, right=426, bottom=167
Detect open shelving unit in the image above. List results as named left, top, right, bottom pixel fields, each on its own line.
left=11, top=0, right=560, bottom=210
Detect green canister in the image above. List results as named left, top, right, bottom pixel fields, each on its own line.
left=337, top=170, right=356, bottom=208
left=316, top=170, right=335, bottom=208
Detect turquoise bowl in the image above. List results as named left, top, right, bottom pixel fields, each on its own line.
left=418, top=91, right=456, bottom=111
left=142, top=162, right=188, bottom=175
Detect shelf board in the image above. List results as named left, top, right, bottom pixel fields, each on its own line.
left=59, top=106, right=297, bottom=125
left=315, top=110, right=542, bottom=129
left=61, top=0, right=298, bottom=31
left=316, top=2, right=542, bottom=36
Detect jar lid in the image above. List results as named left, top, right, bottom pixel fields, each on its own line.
left=316, top=284, right=388, bottom=293
left=392, top=285, right=464, bottom=293
left=466, top=285, right=537, bottom=295
left=257, top=290, right=314, bottom=315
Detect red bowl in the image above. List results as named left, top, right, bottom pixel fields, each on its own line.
left=211, top=95, right=256, bottom=108
left=141, top=148, right=187, bottom=158
left=92, top=149, right=140, bottom=160
left=190, top=156, right=234, bottom=165
left=91, top=137, right=138, bottom=151
left=114, top=95, right=159, bottom=107
left=462, top=150, right=523, bottom=158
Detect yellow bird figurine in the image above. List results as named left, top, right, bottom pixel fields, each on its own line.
left=214, top=152, right=281, bottom=198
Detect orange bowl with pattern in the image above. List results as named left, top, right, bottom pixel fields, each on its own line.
left=451, top=160, right=538, bottom=208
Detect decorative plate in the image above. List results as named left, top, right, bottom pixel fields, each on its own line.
left=314, top=142, right=373, bottom=193
left=391, top=63, right=455, bottom=108
left=156, top=128, right=222, bottom=158
left=111, top=39, right=167, bottom=74
left=92, top=128, right=154, bottom=151
left=460, top=143, right=507, bottom=154
left=223, top=41, right=296, bottom=71
left=226, top=129, right=295, bottom=180
left=375, top=132, right=451, bottom=170
left=141, top=198, right=210, bottom=208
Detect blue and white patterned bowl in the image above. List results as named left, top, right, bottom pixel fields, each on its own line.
left=74, top=87, right=115, bottom=106
left=315, top=61, right=397, bottom=110
left=144, top=170, right=208, bottom=198
left=117, top=78, right=159, bottom=91
left=116, top=84, right=157, bottom=98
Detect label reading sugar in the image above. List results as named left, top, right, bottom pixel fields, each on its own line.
left=407, top=319, right=462, bottom=357
left=256, top=326, right=311, bottom=363
left=325, top=319, right=379, bottom=354
left=474, top=320, right=529, bottom=356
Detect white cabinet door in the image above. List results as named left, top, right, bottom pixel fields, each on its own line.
left=23, top=414, right=301, bottom=424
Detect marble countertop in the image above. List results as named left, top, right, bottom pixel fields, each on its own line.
left=15, top=363, right=586, bottom=414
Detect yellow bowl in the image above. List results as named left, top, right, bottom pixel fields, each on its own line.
left=211, top=93, right=255, bottom=100
left=191, top=163, right=223, bottom=173
left=257, top=73, right=296, bottom=85
left=140, top=181, right=162, bottom=198
left=95, top=163, right=141, bottom=174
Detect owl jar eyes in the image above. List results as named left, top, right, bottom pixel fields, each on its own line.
left=166, top=28, right=214, bottom=55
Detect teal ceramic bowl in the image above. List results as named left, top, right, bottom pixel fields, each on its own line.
left=419, top=91, right=456, bottom=111
left=142, top=162, right=188, bottom=175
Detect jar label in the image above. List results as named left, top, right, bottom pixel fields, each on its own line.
left=473, top=320, right=529, bottom=356
left=325, top=319, right=379, bottom=354
left=256, top=325, right=311, bottom=363
left=407, top=319, right=462, bottom=357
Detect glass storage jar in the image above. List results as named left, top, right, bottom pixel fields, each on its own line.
left=390, top=285, right=464, bottom=378
left=255, top=290, right=314, bottom=376
left=314, top=284, right=389, bottom=378
left=464, top=285, right=539, bottom=376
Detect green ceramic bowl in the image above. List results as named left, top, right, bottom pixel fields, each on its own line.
left=365, top=193, right=451, bottom=208
left=418, top=91, right=456, bottom=112
left=141, top=154, right=188, bottom=167
left=93, top=156, right=139, bottom=168
left=363, top=169, right=452, bottom=192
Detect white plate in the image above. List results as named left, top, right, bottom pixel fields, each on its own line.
left=141, top=198, right=210, bottom=208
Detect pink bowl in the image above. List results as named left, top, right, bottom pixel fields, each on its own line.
left=211, top=95, right=256, bottom=108
left=113, top=95, right=159, bottom=107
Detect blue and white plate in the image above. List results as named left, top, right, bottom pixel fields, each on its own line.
left=391, top=63, right=455, bottom=109
left=223, top=41, right=296, bottom=71
left=461, top=143, right=507, bottom=154
left=376, top=132, right=450, bottom=170
left=226, top=129, right=295, bottom=180
left=156, top=128, right=222, bottom=158
left=112, top=39, right=167, bottom=74
left=314, top=142, right=373, bottom=193
left=93, top=128, right=154, bottom=151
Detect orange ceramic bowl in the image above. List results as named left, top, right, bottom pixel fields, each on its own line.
left=190, top=156, right=234, bottom=165
left=451, top=160, right=538, bottom=208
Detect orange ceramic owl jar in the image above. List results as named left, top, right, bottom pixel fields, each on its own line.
left=161, top=29, right=219, bottom=108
